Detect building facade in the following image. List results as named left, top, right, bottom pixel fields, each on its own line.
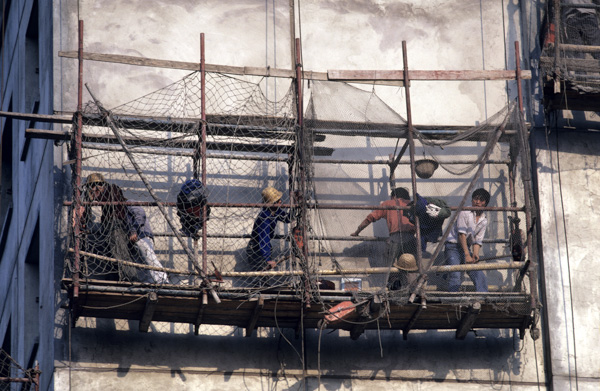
left=1, top=1, right=598, bottom=390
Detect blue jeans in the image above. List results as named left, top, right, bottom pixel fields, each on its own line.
left=444, top=242, right=488, bottom=292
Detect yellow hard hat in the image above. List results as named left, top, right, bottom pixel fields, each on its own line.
left=86, top=173, right=106, bottom=186
left=262, top=187, right=283, bottom=204
left=393, top=253, right=418, bottom=271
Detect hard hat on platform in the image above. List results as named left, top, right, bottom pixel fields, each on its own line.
left=262, top=187, right=283, bottom=204
left=86, top=173, right=106, bottom=186
left=393, top=253, right=418, bottom=271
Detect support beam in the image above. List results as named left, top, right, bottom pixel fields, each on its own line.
left=139, top=292, right=158, bottom=332
left=194, top=297, right=205, bottom=335
left=245, top=296, right=264, bottom=337
left=403, top=297, right=426, bottom=340
left=455, top=301, right=481, bottom=340
left=26, top=129, right=70, bottom=140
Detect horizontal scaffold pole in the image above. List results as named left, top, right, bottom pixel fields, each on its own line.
left=62, top=199, right=525, bottom=213
left=328, top=69, right=532, bottom=81
left=58, top=50, right=532, bottom=82
left=58, top=50, right=403, bottom=86
left=70, top=248, right=524, bottom=277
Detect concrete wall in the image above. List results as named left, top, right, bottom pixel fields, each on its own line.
left=534, top=129, right=600, bottom=390
left=47, top=1, right=555, bottom=390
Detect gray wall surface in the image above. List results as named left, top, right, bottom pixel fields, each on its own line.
left=534, top=129, right=600, bottom=390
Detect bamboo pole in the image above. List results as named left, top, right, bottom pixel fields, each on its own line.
left=70, top=248, right=522, bottom=277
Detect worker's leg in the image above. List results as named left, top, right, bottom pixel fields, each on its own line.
left=135, top=237, right=168, bottom=284
left=467, top=269, right=488, bottom=292
left=444, top=242, right=463, bottom=292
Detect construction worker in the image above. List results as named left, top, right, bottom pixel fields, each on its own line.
left=176, top=178, right=210, bottom=238
left=82, top=173, right=168, bottom=284
left=351, top=187, right=417, bottom=290
left=444, top=188, right=490, bottom=292
left=246, top=187, right=291, bottom=272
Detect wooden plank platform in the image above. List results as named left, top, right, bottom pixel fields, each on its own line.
left=63, top=279, right=533, bottom=339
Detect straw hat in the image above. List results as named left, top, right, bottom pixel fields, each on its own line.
left=393, top=253, right=418, bottom=271
left=262, top=187, right=283, bottom=204
left=415, top=159, right=439, bottom=179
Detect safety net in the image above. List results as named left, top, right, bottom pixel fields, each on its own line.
left=541, top=2, right=600, bottom=93
left=64, top=71, right=535, bottom=329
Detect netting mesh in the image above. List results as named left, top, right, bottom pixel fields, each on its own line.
left=66, top=72, right=303, bottom=295
left=304, top=81, right=529, bottom=311
left=541, top=3, right=600, bottom=92
left=0, top=349, right=38, bottom=391
left=65, top=71, right=533, bottom=331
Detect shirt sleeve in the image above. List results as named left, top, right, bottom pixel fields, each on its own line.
left=365, top=207, right=385, bottom=223
left=276, top=208, right=291, bottom=223
left=455, top=211, right=470, bottom=235
left=473, top=217, right=488, bottom=246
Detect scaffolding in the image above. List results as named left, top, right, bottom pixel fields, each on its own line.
left=11, top=22, right=540, bottom=340
left=540, top=0, right=600, bottom=110
left=0, top=350, right=40, bottom=391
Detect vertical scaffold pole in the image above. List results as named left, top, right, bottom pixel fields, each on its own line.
left=72, top=20, right=84, bottom=299
left=515, top=41, right=539, bottom=312
left=401, top=41, right=423, bottom=272
left=295, top=38, right=311, bottom=307
left=553, top=0, right=561, bottom=92
left=200, top=33, right=209, bottom=305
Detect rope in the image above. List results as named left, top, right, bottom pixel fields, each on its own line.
left=80, top=293, right=150, bottom=310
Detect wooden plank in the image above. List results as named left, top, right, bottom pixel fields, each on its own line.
left=455, top=301, right=481, bottom=340
left=245, top=296, right=264, bottom=337
left=328, top=69, right=532, bottom=81
left=58, top=51, right=403, bottom=86
left=139, top=292, right=158, bottom=332
left=0, top=110, right=72, bottom=123
left=59, top=50, right=301, bottom=78
left=59, top=50, right=534, bottom=85
left=69, top=285, right=532, bottom=332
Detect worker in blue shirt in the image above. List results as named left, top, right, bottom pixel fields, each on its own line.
left=246, top=187, right=291, bottom=271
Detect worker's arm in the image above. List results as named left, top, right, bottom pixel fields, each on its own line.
left=472, top=243, right=482, bottom=262
left=351, top=218, right=371, bottom=236
left=458, top=233, right=475, bottom=264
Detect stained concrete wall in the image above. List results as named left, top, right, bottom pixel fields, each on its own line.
left=534, top=129, right=600, bottom=390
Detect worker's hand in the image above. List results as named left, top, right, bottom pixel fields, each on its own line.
left=129, top=233, right=138, bottom=242
left=266, top=260, right=277, bottom=270
left=472, top=253, right=480, bottom=263
left=465, top=253, right=476, bottom=264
